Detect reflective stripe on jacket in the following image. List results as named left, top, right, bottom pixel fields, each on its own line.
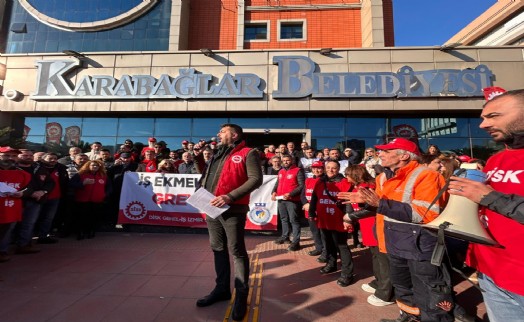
left=375, top=161, right=447, bottom=261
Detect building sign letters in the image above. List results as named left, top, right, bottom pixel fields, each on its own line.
left=29, top=56, right=492, bottom=101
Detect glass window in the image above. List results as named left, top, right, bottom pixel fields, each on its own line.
left=313, top=137, right=346, bottom=151
left=27, top=0, right=143, bottom=22
left=279, top=21, right=304, bottom=40
left=418, top=117, right=468, bottom=137
left=81, top=118, right=118, bottom=136
left=471, top=138, right=504, bottom=160
left=420, top=138, right=471, bottom=155
left=160, top=137, right=187, bottom=152
left=245, top=23, right=268, bottom=41
left=154, top=118, right=191, bottom=137
left=192, top=118, right=228, bottom=138
left=24, top=117, right=47, bottom=136
left=389, top=118, right=423, bottom=138
left=7, top=0, right=172, bottom=53
left=347, top=118, right=386, bottom=137
left=81, top=137, right=117, bottom=153
left=469, top=117, right=492, bottom=138
left=309, top=118, right=345, bottom=137
left=25, top=135, right=45, bottom=146
left=229, top=117, right=306, bottom=130
left=118, top=118, right=154, bottom=136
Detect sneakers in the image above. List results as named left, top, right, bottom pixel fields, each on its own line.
left=367, top=294, right=395, bottom=306
left=274, top=237, right=291, bottom=245
left=316, top=256, right=327, bottom=263
left=287, top=242, right=300, bottom=251
left=361, top=283, right=376, bottom=293
left=16, top=244, right=41, bottom=254
left=0, top=252, right=10, bottom=263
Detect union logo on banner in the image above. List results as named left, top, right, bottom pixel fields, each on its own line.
left=45, top=122, right=63, bottom=145
left=124, top=201, right=148, bottom=221
left=248, top=202, right=272, bottom=226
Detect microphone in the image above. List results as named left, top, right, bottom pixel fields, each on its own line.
left=196, top=137, right=217, bottom=148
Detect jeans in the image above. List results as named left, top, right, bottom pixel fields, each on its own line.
left=17, top=200, right=42, bottom=246
left=478, top=272, right=524, bottom=322
left=321, top=229, right=354, bottom=276
left=36, top=198, right=60, bottom=238
left=277, top=200, right=301, bottom=243
left=206, top=211, right=249, bottom=296
left=389, top=254, right=454, bottom=322
left=308, top=218, right=324, bottom=252
left=0, top=222, right=16, bottom=252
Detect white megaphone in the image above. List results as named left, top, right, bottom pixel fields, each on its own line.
left=424, top=169, right=500, bottom=246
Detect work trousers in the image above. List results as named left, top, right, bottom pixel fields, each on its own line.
left=206, top=211, right=249, bottom=296
left=308, top=218, right=324, bottom=253
left=388, top=254, right=454, bottom=322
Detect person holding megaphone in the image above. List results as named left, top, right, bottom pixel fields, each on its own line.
left=447, top=88, right=524, bottom=322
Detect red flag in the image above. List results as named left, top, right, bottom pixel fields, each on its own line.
left=482, top=86, right=506, bottom=101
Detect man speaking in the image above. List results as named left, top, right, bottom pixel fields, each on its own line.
left=196, top=124, right=263, bottom=321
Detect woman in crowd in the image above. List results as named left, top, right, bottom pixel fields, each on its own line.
left=309, top=160, right=355, bottom=287
left=156, top=159, right=177, bottom=173
left=439, top=156, right=459, bottom=180
left=418, top=153, right=443, bottom=172
left=427, top=144, right=441, bottom=156
left=341, top=165, right=394, bottom=306
left=360, top=147, right=381, bottom=178
left=70, top=160, right=111, bottom=240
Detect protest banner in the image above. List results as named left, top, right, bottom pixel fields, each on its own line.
left=118, top=173, right=278, bottom=230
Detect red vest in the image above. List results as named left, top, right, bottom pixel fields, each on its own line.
left=314, top=178, right=350, bottom=232
left=74, top=172, right=107, bottom=203
left=351, top=182, right=377, bottom=246
left=0, top=169, right=31, bottom=223
left=276, top=165, right=301, bottom=202
left=214, top=142, right=252, bottom=205
left=467, top=149, right=524, bottom=295
left=304, top=176, right=320, bottom=218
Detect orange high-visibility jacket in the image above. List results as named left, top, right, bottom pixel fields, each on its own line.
left=374, top=161, right=448, bottom=260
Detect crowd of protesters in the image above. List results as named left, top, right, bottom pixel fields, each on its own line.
left=0, top=132, right=505, bottom=322
left=2, top=89, right=524, bottom=322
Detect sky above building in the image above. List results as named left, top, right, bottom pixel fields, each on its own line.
left=393, top=0, right=496, bottom=46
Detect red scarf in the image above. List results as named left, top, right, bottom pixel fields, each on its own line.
left=142, top=159, right=157, bottom=172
